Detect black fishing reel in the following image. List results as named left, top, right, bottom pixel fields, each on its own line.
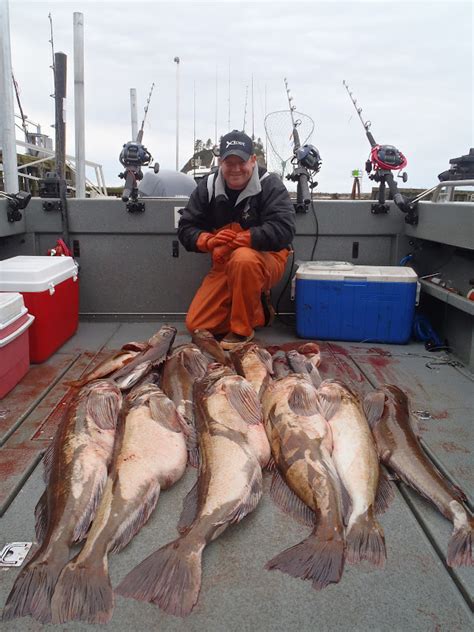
left=118, top=141, right=153, bottom=210
left=119, top=141, right=152, bottom=169
left=287, top=145, right=322, bottom=213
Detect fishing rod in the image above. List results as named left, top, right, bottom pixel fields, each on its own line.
left=343, top=80, right=418, bottom=224
left=284, top=78, right=321, bottom=213
left=119, top=82, right=155, bottom=212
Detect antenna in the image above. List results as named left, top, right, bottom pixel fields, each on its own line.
left=137, top=82, right=155, bottom=144
left=243, top=84, right=248, bottom=131
left=214, top=64, right=218, bottom=145
left=227, top=58, right=231, bottom=131
left=251, top=74, right=255, bottom=140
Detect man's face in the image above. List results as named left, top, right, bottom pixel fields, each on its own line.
left=220, top=155, right=257, bottom=190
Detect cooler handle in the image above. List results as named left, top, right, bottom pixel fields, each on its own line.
left=343, top=276, right=367, bottom=282
left=48, top=283, right=55, bottom=295
left=0, top=314, right=35, bottom=348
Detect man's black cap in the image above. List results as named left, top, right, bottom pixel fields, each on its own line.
left=219, top=130, right=253, bottom=161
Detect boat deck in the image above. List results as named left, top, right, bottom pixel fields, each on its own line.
left=0, top=320, right=473, bottom=631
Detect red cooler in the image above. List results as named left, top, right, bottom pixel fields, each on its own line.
left=0, top=292, right=35, bottom=398
left=0, top=256, right=79, bottom=363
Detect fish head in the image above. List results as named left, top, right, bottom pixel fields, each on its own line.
left=230, top=343, right=273, bottom=395
left=272, top=350, right=291, bottom=378
left=148, top=325, right=177, bottom=347
left=297, top=342, right=322, bottom=367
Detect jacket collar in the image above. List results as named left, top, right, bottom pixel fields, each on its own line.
left=214, top=163, right=261, bottom=206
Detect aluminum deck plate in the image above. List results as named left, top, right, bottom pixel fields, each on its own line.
left=0, top=320, right=472, bottom=631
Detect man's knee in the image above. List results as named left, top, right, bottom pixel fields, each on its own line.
left=228, top=247, right=261, bottom=268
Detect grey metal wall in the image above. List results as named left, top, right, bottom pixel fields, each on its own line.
left=1, top=197, right=411, bottom=316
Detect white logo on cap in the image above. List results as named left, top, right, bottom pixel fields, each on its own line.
left=226, top=140, right=246, bottom=148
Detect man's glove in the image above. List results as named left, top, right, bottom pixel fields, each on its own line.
left=230, top=230, right=252, bottom=249
left=196, top=229, right=237, bottom=253
left=212, top=244, right=234, bottom=265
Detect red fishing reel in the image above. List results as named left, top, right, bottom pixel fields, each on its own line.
left=366, top=144, right=408, bottom=182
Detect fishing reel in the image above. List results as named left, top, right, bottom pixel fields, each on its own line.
left=366, top=144, right=408, bottom=180
left=119, top=141, right=152, bottom=169
left=118, top=141, right=153, bottom=211
left=287, top=145, right=322, bottom=213
left=0, top=190, right=32, bottom=223
left=295, top=144, right=322, bottom=173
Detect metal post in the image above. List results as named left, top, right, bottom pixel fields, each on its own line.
left=174, top=56, right=180, bottom=171
left=73, top=12, right=85, bottom=198
left=54, top=51, right=70, bottom=247
left=130, top=88, right=138, bottom=141
left=0, top=0, right=19, bottom=193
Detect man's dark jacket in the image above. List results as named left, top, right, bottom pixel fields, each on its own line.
left=177, top=165, right=296, bottom=252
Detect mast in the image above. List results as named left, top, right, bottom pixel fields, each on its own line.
left=0, top=0, right=19, bottom=193
left=174, top=56, right=180, bottom=170
left=73, top=11, right=85, bottom=198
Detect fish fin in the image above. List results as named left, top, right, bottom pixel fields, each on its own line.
left=1, top=545, right=69, bottom=624
left=115, top=536, right=204, bottom=617
left=317, top=387, right=342, bottom=421
left=309, top=367, right=322, bottom=388
left=227, top=466, right=263, bottom=525
left=148, top=394, right=183, bottom=434
left=121, top=341, right=148, bottom=352
left=256, top=347, right=274, bottom=374
left=363, top=391, right=386, bottom=429
left=340, top=482, right=353, bottom=525
left=86, top=384, right=122, bottom=430
left=50, top=557, right=113, bottom=624
left=42, top=439, right=56, bottom=483
left=270, top=470, right=316, bottom=527
left=226, top=380, right=262, bottom=425
left=188, top=446, right=200, bottom=468
left=182, top=350, right=209, bottom=378
left=115, top=361, right=153, bottom=389
left=265, top=528, right=345, bottom=590
left=447, top=514, right=473, bottom=567
left=287, top=382, right=319, bottom=416
left=109, top=484, right=161, bottom=554
left=34, top=490, right=48, bottom=544
left=177, top=480, right=200, bottom=534
left=265, top=455, right=277, bottom=471
left=346, top=510, right=386, bottom=568
left=72, top=465, right=108, bottom=542
left=374, top=467, right=395, bottom=515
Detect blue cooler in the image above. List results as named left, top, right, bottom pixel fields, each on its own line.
left=296, top=261, right=418, bottom=343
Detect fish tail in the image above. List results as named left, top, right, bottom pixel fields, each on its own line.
left=447, top=515, right=473, bottom=567
left=346, top=509, right=386, bottom=568
left=1, top=546, right=68, bottom=623
left=115, top=536, right=204, bottom=617
left=50, top=556, right=113, bottom=624
left=265, top=528, right=345, bottom=590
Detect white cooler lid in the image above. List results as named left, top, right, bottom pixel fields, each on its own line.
left=296, top=260, right=418, bottom=282
left=0, top=256, right=78, bottom=292
left=0, top=292, right=27, bottom=328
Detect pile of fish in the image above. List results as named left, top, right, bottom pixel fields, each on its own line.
left=2, top=326, right=472, bottom=624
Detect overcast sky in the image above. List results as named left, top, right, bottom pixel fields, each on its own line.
left=6, top=0, right=474, bottom=192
